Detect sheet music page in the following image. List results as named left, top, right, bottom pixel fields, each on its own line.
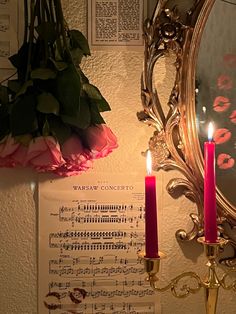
left=38, top=172, right=160, bottom=313
left=0, top=0, right=19, bottom=68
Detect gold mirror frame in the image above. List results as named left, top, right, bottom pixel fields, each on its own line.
left=138, top=0, right=236, bottom=265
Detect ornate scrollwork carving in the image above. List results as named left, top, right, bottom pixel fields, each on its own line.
left=139, top=0, right=236, bottom=266
left=138, top=0, right=205, bottom=242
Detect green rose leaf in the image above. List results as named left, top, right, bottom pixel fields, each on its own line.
left=83, top=83, right=102, bottom=100
left=90, top=103, right=105, bottom=124
left=42, top=119, right=50, bottom=137
left=0, top=102, right=9, bottom=139
left=8, top=43, right=38, bottom=81
left=31, top=68, right=57, bottom=80
left=95, top=97, right=111, bottom=112
left=55, top=64, right=81, bottom=116
left=8, top=80, right=21, bottom=94
left=61, top=96, right=91, bottom=129
left=83, top=83, right=111, bottom=112
left=70, top=48, right=84, bottom=65
left=36, top=22, right=57, bottom=43
left=79, top=69, right=90, bottom=84
left=0, top=85, right=9, bottom=106
left=10, top=94, right=38, bottom=136
left=48, top=115, right=71, bottom=145
left=37, top=92, right=60, bottom=115
left=69, top=29, right=91, bottom=56
left=8, top=42, right=29, bottom=70
left=15, top=80, right=33, bottom=98
left=49, top=58, right=68, bottom=71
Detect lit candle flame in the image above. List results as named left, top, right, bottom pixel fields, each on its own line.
left=208, top=122, right=214, bottom=141
left=146, top=150, right=152, bottom=175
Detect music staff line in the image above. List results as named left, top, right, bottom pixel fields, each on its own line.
left=44, top=301, right=155, bottom=314
left=49, top=278, right=148, bottom=289
left=47, top=287, right=154, bottom=299
left=49, top=265, right=144, bottom=277
left=49, top=230, right=143, bottom=240
left=50, top=240, right=144, bottom=251
left=59, top=214, right=144, bottom=225
left=0, top=1, right=9, bottom=6
left=59, top=203, right=144, bottom=214
left=49, top=255, right=141, bottom=266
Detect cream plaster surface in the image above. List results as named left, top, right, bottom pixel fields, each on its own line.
left=0, top=1, right=235, bottom=313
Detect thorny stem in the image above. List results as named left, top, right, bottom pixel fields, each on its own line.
left=44, top=0, right=52, bottom=22
left=23, top=0, right=28, bottom=43
left=49, top=0, right=55, bottom=23
left=42, top=0, right=49, bottom=65
left=0, top=72, right=17, bottom=84
left=25, top=0, right=37, bottom=82
left=54, top=0, right=72, bottom=63
left=24, top=0, right=74, bottom=81
left=36, top=0, right=41, bottom=25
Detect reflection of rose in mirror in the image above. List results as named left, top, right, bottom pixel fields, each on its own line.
left=213, top=96, right=231, bottom=112
left=224, top=54, right=236, bottom=67
left=214, top=128, right=231, bottom=144
left=217, top=74, right=233, bottom=90
left=217, top=153, right=235, bottom=170
left=230, top=110, right=236, bottom=124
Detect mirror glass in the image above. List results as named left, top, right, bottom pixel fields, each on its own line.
left=196, top=0, right=236, bottom=206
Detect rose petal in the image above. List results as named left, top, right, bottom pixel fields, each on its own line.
left=84, top=124, right=118, bottom=159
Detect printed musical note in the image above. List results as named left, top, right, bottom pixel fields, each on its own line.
left=0, top=41, right=9, bottom=57
left=44, top=300, right=155, bottom=314
left=0, top=14, right=9, bottom=32
left=0, top=0, right=18, bottom=68
left=0, top=0, right=9, bottom=6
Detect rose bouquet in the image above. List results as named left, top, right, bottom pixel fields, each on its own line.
left=0, top=0, right=117, bottom=176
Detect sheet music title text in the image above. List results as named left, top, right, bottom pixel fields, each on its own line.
left=73, top=185, right=134, bottom=191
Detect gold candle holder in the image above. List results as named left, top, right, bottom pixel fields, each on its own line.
left=139, top=237, right=236, bottom=314
left=138, top=251, right=166, bottom=282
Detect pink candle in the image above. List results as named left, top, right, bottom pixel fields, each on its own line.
left=204, top=122, right=218, bottom=243
left=145, top=150, right=159, bottom=258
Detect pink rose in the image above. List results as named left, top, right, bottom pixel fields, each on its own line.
left=0, top=135, right=27, bottom=167
left=26, top=136, right=65, bottom=172
left=11, top=144, right=28, bottom=166
left=84, top=124, right=118, bottom=159
left=54, top=135, right=93, bottom=176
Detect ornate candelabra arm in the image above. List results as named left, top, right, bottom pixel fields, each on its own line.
left=139, top=252, right=202, bottom=298
left=139, top=237, right=232, bottom=314
left=220, top=269, right=236, bottom=291
left=151, top=271, right=202, bottom=298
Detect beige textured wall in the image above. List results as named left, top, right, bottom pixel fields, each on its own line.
left=0, top=1, right=235, bottom=313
